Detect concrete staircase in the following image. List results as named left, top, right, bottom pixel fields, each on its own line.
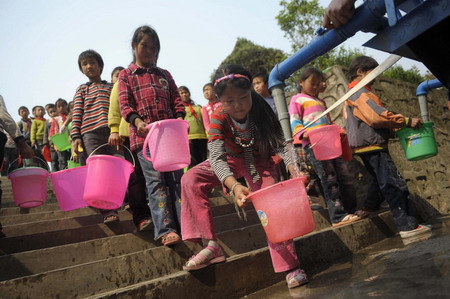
left=0, top=176, right=399, bottom=298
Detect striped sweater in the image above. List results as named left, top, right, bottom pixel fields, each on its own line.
left=71, top=81, right=113, bottom=140
left=208, top=106, right=293, bottom=183
left=289, top=93, right=332, bottom=147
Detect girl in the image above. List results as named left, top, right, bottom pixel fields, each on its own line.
left=289, top=67, right=360, bottom=227
left=108, top=72, right=152, bottom=232
left=201, top=82, right=221, bottom=134
left=119, top=25, right=185, bottom=246
left=179, top=86, right=208, bottom=168
left=181, top=65, right=308, bottom=289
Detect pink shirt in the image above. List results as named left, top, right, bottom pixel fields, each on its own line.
left=201, top=101, right=222, bottom=134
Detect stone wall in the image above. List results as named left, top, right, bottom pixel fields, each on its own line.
left=320, top=66, right=450, bottom=219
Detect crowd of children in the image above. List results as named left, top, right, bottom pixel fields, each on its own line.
left=0, top=23, right=432, bottom=290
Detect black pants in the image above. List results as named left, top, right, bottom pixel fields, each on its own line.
left=359, top=151, right=417, bottom=231
left=188, top=139, right=207, bottom=168
left=123, top=138, right=151, bottom=226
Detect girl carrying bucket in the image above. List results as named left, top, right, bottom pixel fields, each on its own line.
left=289, top=67, right=361, bottom=227
left=119, top=25, right=185, bottom=246
left=180, top=65, right=308, bottom=289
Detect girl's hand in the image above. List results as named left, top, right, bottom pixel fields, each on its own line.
left=233, top=184, right=250, bottom=208
left=302, top=131, right=309, bottom=140
left=410, top=117, right=423, bottom=129
left=17, top=140, right=34, bottom=159
left=108, top=132, right=123, bottom=148
left=72, top=138, right=83, bottom=155
left=135, top=119, right=149, bottom=137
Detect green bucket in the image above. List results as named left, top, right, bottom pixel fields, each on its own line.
left=396, top=121, right=438, bottom=161
left=68, top=160, right=80, bottom=169
left=50, top=131, right=71, bottom=151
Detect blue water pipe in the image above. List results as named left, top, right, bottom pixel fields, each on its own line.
left=416, top=79, right=443, bottom=121
left=269, top=0, right=398, bottom=141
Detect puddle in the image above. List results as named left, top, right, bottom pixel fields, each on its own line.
left=245, top=217, right=450, bottom=298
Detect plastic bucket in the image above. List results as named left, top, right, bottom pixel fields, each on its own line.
left=143, top=119, right=190, bottom=172
left=8, top=167, right=49, bottom=208
left=396, top=121, right=438, bottom=161
left=50, top=166, right=88, bottom=211
left=247, top=177, right=315, bottom=243
left=340, top=133, right=353, bottom=162
left=84, top=155, right=134, bottom=209
left=68, top=160, right=80, bottom=169
left=50, top=131, right=71, bottom=151
left=308, top=124, right=342, bottom=160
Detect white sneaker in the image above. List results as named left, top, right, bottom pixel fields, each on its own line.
left=399, top=225, right=431, bottom=239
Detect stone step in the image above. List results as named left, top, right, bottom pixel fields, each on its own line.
left=0, top=203, right=61, bottom=216
left=0, top=212, right=396, bottom=298
left=0, top=206, right=331, bottom=281
left=0, top=204, right=330, bottom=255
left=0, top=194, right=232, bottom=217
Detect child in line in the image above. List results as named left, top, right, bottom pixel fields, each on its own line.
left=30, top=106, right=46, bottom=150
left=345, top=56, right=431, bottom=238
left=181, top=65, right=308, bottom=289
left=119, top=25, right=185, bottom=246
left=289, top=67, right=360, bottom=227
left=29, top=105, right=48, bottom=168
left=43, top=103, right=59, bottom=172
left=201, top=83, right=221, bottom=134
left=17, top=106, right=32, bottom=145
left=108, top=66, right=152, bottom=232
left=252, top=73, right=277, bottom=115
left=111, top=66, right=124, bottom=84
left=179, top=86, right=207, bottom=168
left=54, top=98, right=70, bottom=169
left=70, top=49, right=119, bottom=223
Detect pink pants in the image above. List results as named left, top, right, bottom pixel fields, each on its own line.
left=181, top=158, right=300, bottom=273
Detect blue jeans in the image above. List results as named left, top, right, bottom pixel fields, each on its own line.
left=358, top=150, right=417, bottom=231
left=138, top=150, right=182, bottom=240
left=304, top=145, right=356, bottom=223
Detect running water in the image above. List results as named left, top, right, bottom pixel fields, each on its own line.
left=287, top=143, right=301, bottom=178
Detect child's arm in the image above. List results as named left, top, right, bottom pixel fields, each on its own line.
left=289, top=95, right=306, bottom=139
left=71, top=85, right=85, bottom=154
left=30, top=120, right=37, bottom=146
left=108, top=82, right=122, bottom=148
left=348, top=92, right=417, bottom=129
left=201, top=106, right=211, bottom=133
left=165, top=70, right=186, bottom=119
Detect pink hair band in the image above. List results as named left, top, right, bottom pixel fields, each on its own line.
left=214, top=74, right=250, bottom=87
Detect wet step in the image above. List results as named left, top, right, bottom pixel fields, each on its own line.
left=245, top=218, right=450, bottom=299
left=0, top=213, right=397, bottom=298
left=84, top=212, right=398, bottom=299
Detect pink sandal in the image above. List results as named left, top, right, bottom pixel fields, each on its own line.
left=183, top=245, right=226, bottom=271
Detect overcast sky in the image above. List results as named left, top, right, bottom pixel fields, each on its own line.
left=0, top=0, right=427, bottom=121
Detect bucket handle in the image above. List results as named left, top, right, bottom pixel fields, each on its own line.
left=88, top=143, right=135, bottom=167
left=7, top=156, right=50, bottom=175
left=143, top=122, right=159, bottom=162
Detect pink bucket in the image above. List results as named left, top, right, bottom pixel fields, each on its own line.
left=8, top=167, right=49, bottom=208
left=247, top=177, right=315, bottom=243
left=308, top=124, right=342, bottom=160
left=143, top=119, right=190, bottom=172
left=84, top=155, right=134, bottom=209
left=50, top=166, right=88, bottom=211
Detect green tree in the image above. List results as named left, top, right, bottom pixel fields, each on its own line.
left=211, top=38, right=286, bottom=81
left=276, top=0, right=324, bottom=52
left=383, top=65, right=424, bottom=85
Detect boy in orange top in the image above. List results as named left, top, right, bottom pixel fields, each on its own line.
left=345, top=56, right=430, bottom=238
